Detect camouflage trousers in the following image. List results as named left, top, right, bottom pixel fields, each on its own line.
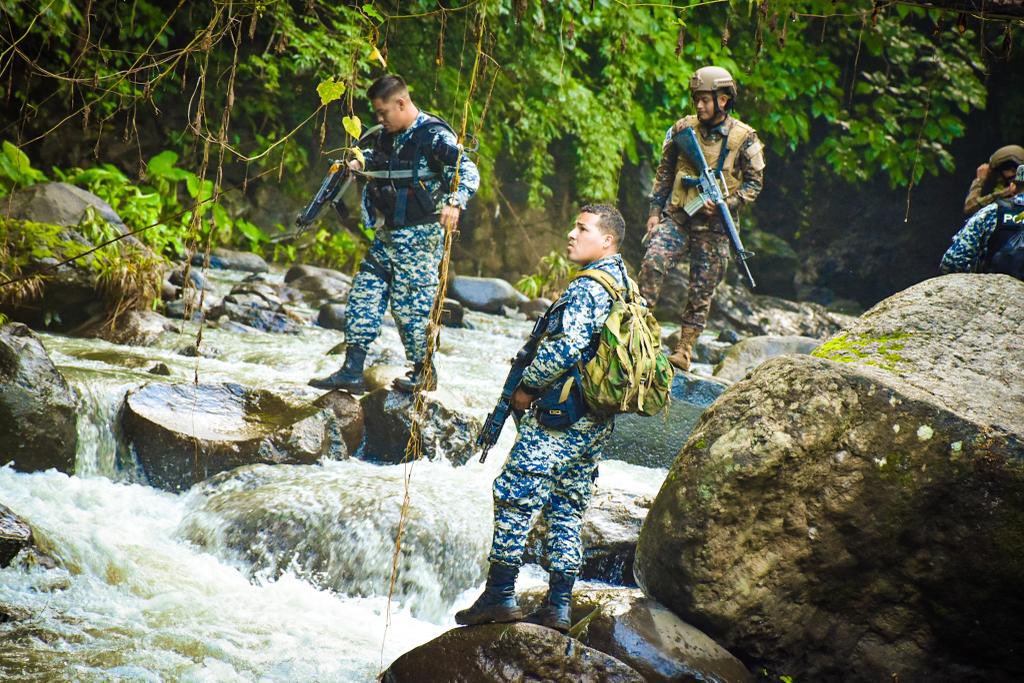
left=489, top=411, right=612, bottom=573
left=344, top=222, right=444, bottom=363
left=638, top=213, right=730, bottom=331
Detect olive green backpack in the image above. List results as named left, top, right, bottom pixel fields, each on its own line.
left=575, top=269, right=674, bottom=417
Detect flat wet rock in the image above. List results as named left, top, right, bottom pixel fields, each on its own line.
left=382, top=622, right=644, bottom=682
left=519, top=587, right=753, bottom=683
left=121, top=382, right=348, bottom=491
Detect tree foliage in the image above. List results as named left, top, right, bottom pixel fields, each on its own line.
left=0, top=0, right=1015, bottom=229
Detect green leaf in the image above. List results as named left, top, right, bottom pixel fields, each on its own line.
left=342, top=116, right=362, bottom=140
left=316, top=77, right=346, bottom=106
left=362, top=4, right=383, bottom=23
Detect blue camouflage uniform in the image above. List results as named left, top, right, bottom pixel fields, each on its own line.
left=344, top=111, right=480, bottom=363
left=488, top=253, right=627, bottom=573
left=940, top=193, right=1024, bottom=274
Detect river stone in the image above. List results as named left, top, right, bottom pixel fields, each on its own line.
left=712, top=334, right=820, bottom=382
left=358, top=387, right=481, bottom=466
left=440, top=298, right=465, bottom=328
left=635, top=274, right=1024, bottom=681
left=191, top=248, right=268, bottom=273
left=381, top=623, right=645, bottom=682
left=1, top=503, right=33, bottom=568
left=517, top=296, right=552, bottom=320
left=448, top=275, right=528, bottom=314
left=711, top=283, right=854, bottom=338
left=603, top=371, right=729, bottom=469
left=82, top=309, right=173, bottom=347
left=284, top=263, right=352, bottom=286
left=664, top=330, right=735, bottom=366
left=519, top=587, right=753, bottom=683
left=525, top=488, right=650, bottom=585
left=0, top=323, right=77, bottom=473
left=284, top=274, right=349, bottom=304
left=316, top=303, right=346, bottom=330
left=207, top=299, right=300, bottom=334
left=121, top=382, right=347, bottom=492
left=168, top=266, right=210, bottom=291
left=311, top=390, right=364, bottom=456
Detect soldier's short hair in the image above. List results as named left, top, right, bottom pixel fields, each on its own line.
left=367, top=75, right=408, bottom=102
left=579, top=204, right=625, bottom=246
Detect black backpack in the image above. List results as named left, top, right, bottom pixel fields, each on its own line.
left=984, top=201, right=1024, bottom=280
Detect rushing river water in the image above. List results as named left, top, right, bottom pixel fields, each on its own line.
left=0, top=268, right=669, bottom=681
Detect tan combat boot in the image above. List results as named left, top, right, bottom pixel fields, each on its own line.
left=668, top=326, right=700, bottom=371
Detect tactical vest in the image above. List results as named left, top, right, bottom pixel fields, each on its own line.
left=668, top=115, right=754, bottom=212
left=365, top=113, right=458, bottom=228
left=984, top=200, right=1024, bottom=279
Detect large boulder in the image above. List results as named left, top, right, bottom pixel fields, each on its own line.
left=635, top=274, right=1024, bottom=681
left=1, top=503, right=33, bottom=568
left=712, top=335, right=820, bottom=382
left=603, top=371, right=729, bottom=469
left=525, top=488, right=650, bottom=585
left=358, top=387, right=481, bottom=466
left=179, top=462, right=491, bottom=621
left=519, top=587, right=753, bottom=683
left=448, top=276, right=527, bottom=314
left=80, top=309, right=175, bottom=347
left=1, top=181, right=125, bottom=229
left=0, top=323, right=77, bottom=473
left=382, top=623, right=645, bottom=682
left=191, top=248, right=268, bottom=273
left=121, top=382, right=349, bottom=491
left=1, top=185, right=161, bottom=331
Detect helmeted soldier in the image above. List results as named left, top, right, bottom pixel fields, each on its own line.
left=639, top=65, right=765, bottom=371
left=942, top=163, right=1024, bottom=280
left=310, top=75, right=479, bottom=393
left=963, top=144, right=1024, bottom=217
left=455, top=205, right=629, bottom=634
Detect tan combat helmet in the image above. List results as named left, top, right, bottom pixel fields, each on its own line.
left=989, top=144, right=1024, bottom=168
left=689, top=66, right=737, bottom=97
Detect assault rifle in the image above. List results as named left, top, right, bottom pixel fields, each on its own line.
left=674, top=126, right=757, bottom=288
left=476, top=312, right=549, bottom=463
left=269, top=124, right=383, bottom=244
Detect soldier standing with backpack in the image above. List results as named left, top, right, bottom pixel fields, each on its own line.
left=456, top=205, right=671, bottom=633
left=941, top=164, right=1024, bottom=280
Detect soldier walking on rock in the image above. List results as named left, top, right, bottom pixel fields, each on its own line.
left=639, top=66, right=765, bottom=371
left=455, top=205, right=630, bottom=634
left=310, top=74, right=479, bottom=393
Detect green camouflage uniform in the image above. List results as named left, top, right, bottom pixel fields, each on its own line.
left=640, top=116, right=764, bottom=332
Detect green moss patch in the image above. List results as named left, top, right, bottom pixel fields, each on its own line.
left=812, top=332, right=912, bottom=372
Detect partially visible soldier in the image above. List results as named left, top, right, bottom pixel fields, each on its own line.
left=941, top=163, right=1024, bottom=280
left=310, top=75, right=479, bottom=393
left=640, top=66, right=765, bottom=371
left=963, top=145, right=1024, bottom=217
left=455, top=205, right=629, bottom=634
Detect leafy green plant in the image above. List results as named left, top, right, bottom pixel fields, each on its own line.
left=516, top=249, right=578, bottom=300
left=0, top=141, right=46, bottom=196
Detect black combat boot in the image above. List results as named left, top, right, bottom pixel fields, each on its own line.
left=308, top=345, right=367, bottom=392
left=392, top=360, right=437, bottom=393
left=524, top=570, right=575, bottom=633
left=454, top=563, right=523, bottom=626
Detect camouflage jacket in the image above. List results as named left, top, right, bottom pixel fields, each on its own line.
left=649, top=116, right=764, bottom=226
left=521, top=254, right=627, bottom=393
left=360, top=111, right=480, bottom=227
left=940, top=195, right=1024, bottom=273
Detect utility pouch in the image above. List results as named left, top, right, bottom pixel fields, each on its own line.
left=532, top=365, right=587, bottom=430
